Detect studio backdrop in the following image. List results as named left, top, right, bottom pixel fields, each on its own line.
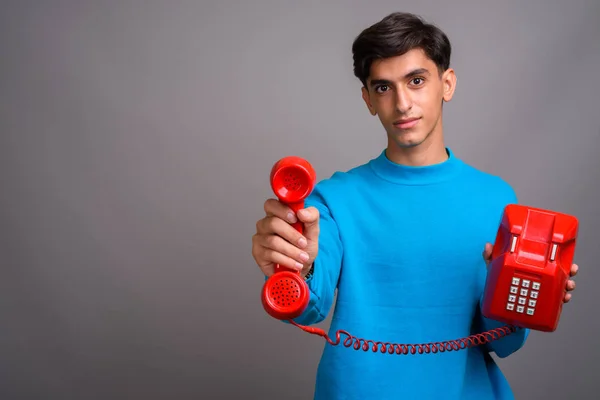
left=1, top=0, right=599, bottom=399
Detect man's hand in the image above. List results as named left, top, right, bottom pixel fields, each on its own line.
left=482, top=242, right=578, bottom=303
left=564, top=263, right=578, bottom=303
left=252, top=198, right=320, bottom=278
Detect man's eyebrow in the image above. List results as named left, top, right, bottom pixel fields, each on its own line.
left=404, top=68, right=430, bottom=78
left=368, top=68, right=431, bottom=87
left=369, top=78, right=393, bottom=87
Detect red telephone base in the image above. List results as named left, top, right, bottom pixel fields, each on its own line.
left=482, top=204, right=578, bottom=332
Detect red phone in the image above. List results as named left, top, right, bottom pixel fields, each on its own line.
left=482, top=204, right=579, bottom=332
left=261, top=156, right=316, bottom=320
left=262, top=156, right=579, bottom=354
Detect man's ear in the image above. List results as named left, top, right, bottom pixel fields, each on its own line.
left=441, top=68, right=457, bottom=102
left=361, top=86, right=377, bottom=116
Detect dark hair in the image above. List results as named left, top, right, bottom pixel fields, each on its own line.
left=352, top=12, right=452, bottom=87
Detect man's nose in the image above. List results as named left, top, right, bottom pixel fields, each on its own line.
left=395, top=89, right=413, bottom=113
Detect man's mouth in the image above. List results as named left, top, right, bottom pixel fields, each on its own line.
left=393, top=117, right=420, bottom=129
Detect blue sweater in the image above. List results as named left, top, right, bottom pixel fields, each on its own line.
left=293, top=148, right=529, bottom=399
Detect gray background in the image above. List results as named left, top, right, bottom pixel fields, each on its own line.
left=1, top=0, right=599, bottom=399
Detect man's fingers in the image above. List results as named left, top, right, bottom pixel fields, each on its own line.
left=570, top=263, right=579, bottom=277
left=566, top=279, right=576, bottom=291
left=254, top=199, right=316, bottom=277
left=264, top=198, right=298, bottom=223
left=258, top=234, right=310, bottom=267
left=482, top=242, right=493, bottom=261
left=297, top=206, right=319, bottom=223
left=564, top=292, right=572, bottom=303
left=256, top=216, right=307, bottom=247
left=261, top=246, right=305, bottom=271
left=297, top=206, right=320, bottom=241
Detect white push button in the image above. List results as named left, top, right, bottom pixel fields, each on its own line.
left=518, top=297, right=526, bottom=305
left=527, top=308, right=535, bottom=315
left=507, top=303, right=515, bottom=310
left=508, top=295, right=516, bottom=302
left=512, top=277, right=520, bottom=285
left=510, top=286, right=518, bottom=294
left=532, top=282, right=541, bottom=290
left=517, top=306, right=524, bottom=313
left=530, top=291, right=539, bottom=299
left=522, top=279, right=530, bottom=288
left=520, top=289, right=528, bottom=296
left=528, top=300, right=537, bottom=307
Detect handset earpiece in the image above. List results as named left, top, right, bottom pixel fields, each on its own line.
left=261, top=156, right=316, bottom=320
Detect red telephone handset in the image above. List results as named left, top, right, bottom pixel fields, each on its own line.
left=482, top=204, right=579, bottom=332
left=261, top=156, right=316, bottom=320
left=262, top=156, right=579, bottom=355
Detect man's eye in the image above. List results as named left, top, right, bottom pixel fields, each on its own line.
left=412, top=78, right=424, bottom=85
left=376, top=85, right=389, bottom=93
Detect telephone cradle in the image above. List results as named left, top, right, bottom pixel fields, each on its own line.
left=261, top=156, right=579, bottom=355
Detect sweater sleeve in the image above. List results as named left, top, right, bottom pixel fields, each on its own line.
left=289, top=184, right=344, bottom=326
left=475, top=295, right=530, bottom=358
left=475, top=179, right=530, bottom=357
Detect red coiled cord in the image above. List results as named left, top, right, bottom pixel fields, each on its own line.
left=288, top=320, right=520, bottom=355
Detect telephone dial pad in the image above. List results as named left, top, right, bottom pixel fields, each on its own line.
left=506, top=277, right=540, bottom=315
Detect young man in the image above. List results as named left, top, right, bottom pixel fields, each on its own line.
left=251, top=12, right=578, bottom=399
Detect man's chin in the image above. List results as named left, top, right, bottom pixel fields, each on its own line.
left=389, top=134, right=425, bottom=149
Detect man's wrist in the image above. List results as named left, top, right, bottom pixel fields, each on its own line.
left=303, top=263, right=314, bottom=280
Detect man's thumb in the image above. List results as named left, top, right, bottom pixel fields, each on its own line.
left=297, top=207, right=320, bottom=240
left=482, top=242, right=493, bottom=261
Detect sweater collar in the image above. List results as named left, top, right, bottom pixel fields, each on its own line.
left=369, top=147, right=464, bottom=185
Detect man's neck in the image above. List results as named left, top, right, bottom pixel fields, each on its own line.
left=385, top=139, right=449, bottom=167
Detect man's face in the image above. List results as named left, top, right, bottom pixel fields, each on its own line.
left=361, top=48, right=456, bottom=149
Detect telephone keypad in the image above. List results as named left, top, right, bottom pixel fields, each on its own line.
left=506, top=276, right=541, bottom=316
left=528, top=300, right=536, bottom=307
